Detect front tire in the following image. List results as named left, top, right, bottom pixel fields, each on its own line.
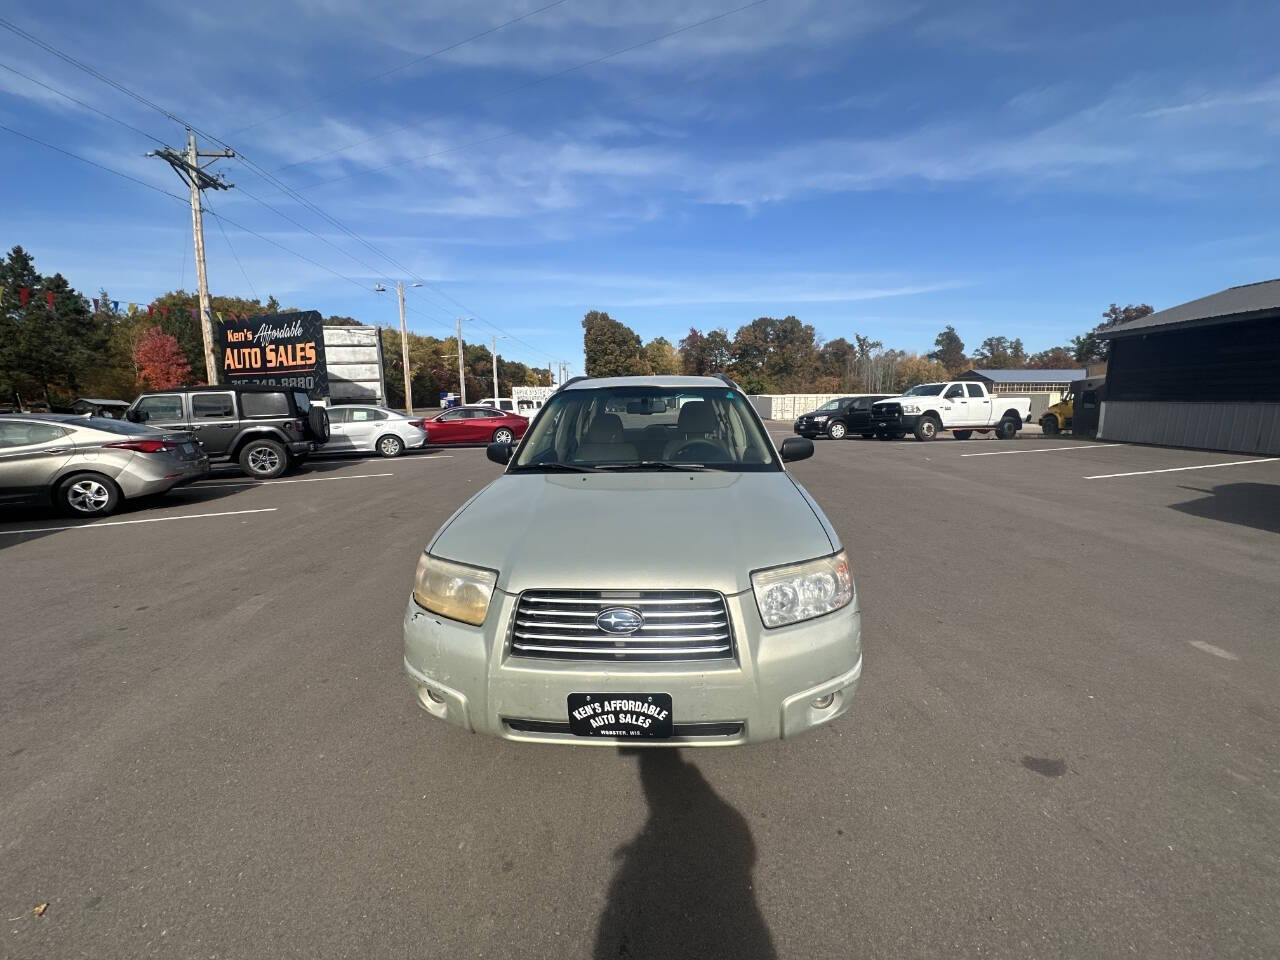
left=58, top=472, right=121, bottom=517
left=995, top=418, right=1020, bottom=440
left=377, top=434, right=405, bottom=458
left=1040, top=417, right=1060, bottom=435
left=493, top=427, right=515, bottom=445
left=827, top=421, right=847, bottom=440
left=239, top=438, right=288, bottom=479
left=914, top=416, right=940, bottom=441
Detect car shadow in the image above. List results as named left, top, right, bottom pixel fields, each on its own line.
left=594, top=749, right=777, bottom=960
left=1170, top=482, right=1280, bottom=535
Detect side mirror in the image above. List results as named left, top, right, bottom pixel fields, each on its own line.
left=486, top=442, right=513, bottom=465
left=780, top=437, right=814, bottom=463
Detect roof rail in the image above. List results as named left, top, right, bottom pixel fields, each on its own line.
left=555, top=375, right=590, bottom=393
left=714, top=372, right=741, bottom=390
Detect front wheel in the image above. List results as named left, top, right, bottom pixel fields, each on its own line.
left=953, top=430, right=973, bottom=441
left=827, top=421, right=847, bottom=440
left=493, top=427, right=515, bottom=445
left=995, top=418, right=1020, bottom=440
left=239, top=438, right=288, bottom=479
left=377, top=434, right=405, bottom=458
left=914, top=416, right=940, bottom=441
left=58, top=472, right=121, bottom=517
left=1040, top=417, right=1060, bottom=435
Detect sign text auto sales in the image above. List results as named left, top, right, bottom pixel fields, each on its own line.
left=570, top=698, right=670, bottom=731
left=219, top=310, right=328, bottom=398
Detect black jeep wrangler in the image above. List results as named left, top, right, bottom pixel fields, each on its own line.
left=127, top=384, right=329, bottom=479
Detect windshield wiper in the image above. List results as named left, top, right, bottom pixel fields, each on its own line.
left=509, top=462, right=597, bottom=473
left=594, top=461, right=709, bottom=472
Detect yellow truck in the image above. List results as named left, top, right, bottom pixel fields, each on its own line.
left=1039, top=377, right=1106, bottom=435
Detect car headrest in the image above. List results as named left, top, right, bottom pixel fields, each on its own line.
left=676, top=401, right=718, bottom=433
left=585, top=413, right=624, bottom=442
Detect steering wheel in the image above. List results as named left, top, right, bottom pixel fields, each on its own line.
left=669, top=439, right=725, bottom=462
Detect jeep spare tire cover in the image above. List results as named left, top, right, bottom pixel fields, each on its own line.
left=309, top=405, right=330, bottom=443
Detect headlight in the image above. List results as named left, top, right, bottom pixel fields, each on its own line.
left=751, top=550, right=854, bottom=628
left=900, top=403, right=919, bottom=414
left=412, top=553, right=497, bottom=626
left=814, top=415, right=829, bottom=421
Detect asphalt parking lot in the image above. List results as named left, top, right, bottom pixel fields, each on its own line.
left=3, top=430, right=1278, bottom=959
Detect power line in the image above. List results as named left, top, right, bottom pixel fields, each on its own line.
left=228, top=0, right=574, bottom=135
left=0, top=60, right=166, bottom=144
left=0, top=122, right=187, bottom=204
left=275, top=0, right=769, bottom=174
left=205, top=196, right=258, bottom=300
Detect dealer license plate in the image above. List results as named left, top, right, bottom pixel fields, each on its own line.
left=181, top=442, right=197, bottom=455
left=567, top=693, right=673, bottom=738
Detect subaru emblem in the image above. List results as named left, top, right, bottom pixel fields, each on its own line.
left=596, top=607, right=644, bottom=634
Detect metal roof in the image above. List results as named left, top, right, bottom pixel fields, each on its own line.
left=563, top=375, right=730, bottom=390
left=964, top=368, right=1086, bottom=383
left=1097, top=279, right=1280, bottom=340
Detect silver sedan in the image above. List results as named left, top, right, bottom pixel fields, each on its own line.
left=0, top=413, right=209, bottom=516
left=326, top=405, right=428, bottom=457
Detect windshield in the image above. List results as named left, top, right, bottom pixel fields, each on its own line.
left=815, top=399, right=842, bottom=412
left=511, top=386, right=777, bottom=472
left=902, top=383, right=946, bottom=397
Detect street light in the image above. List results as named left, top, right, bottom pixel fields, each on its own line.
left=375, top=280, right=424, bottom=415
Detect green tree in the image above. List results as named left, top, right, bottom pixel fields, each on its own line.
left=1072, top=303, right=1153, bottom=363
left=928, top=325, right=967, bottom=374
left=0, top=246, right=108, bottom=405
left=1025, top=346, right=1076, bottom=368
left=643, top=336, right=680, bottom=375
left=730, top=316, right=819, bottom=393
left=582, top=310, right=647, bottom=377
left=818, top=337, right=856, bottom=389
left=678, top=327, right=733, bottom=375
left=325, top=315, right=362, bottom=326
left=972, top=335, right=1026, bottom=368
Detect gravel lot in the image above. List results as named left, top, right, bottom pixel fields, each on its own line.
left=3, top=429, right=1278, bottom=959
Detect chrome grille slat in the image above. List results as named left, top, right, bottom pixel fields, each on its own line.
left=512, top=590, right=734, bottom=662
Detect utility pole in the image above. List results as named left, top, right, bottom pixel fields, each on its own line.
left=149, top=131, right=234, bottom=384
left=397, top=281, right=413, bottom=415
left=491, top=336, right=500, bottom=401
left=455, top=317, right=467, bottom=406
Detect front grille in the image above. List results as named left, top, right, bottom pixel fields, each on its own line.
left=874, top=403, right=902, bottom=419
left=510, top=590, right=733, bottom=662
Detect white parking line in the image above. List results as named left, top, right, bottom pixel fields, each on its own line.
left=0, top=507, right=278, bottom=536
left=196, top=472, right=394, bottom=487
left=1189, top=640, right=1239, bottom=661
left=1084, top=458, right=1278, bottom=480
left=962, top=444, right=1115, bottom=457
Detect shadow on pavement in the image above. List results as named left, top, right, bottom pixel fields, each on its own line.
left=594, top=750, right=777, bottom=960
left=1170, top=483, right=1280, bottom=535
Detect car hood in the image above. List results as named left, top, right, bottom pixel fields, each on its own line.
left=429, top=471, right=837, bottom=595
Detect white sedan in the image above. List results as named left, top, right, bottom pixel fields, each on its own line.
left=326, top=405, right=427, bottom=457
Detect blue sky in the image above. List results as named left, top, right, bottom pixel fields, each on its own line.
left=3, top=0, right=1279, bottom=374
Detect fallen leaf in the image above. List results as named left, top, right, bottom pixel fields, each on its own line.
left=33, top=903, right=48, bottom=917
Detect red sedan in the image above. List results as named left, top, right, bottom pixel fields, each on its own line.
left=426, top=405, right=529, bottom=446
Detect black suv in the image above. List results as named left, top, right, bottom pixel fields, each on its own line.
left=126, top=385, right=330, bottom=478
left=794, top=395, right=894, bottom=440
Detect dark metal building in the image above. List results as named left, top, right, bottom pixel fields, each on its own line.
left=1097, top=280, right=1280, bottom=454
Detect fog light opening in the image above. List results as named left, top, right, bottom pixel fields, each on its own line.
left=811, top=693, right=836, bottom=710
left=425, top=687, right=446, bottom=704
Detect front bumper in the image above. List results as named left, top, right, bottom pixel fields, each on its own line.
left=403, top=590, right=862, bottom=746
left=871, top=412, right=919, bottom=433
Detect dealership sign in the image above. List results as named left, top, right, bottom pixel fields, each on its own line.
left=220, top=310, right=328, bottom=398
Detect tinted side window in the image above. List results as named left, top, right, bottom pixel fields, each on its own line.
left=0, top=421, right=66, bottom=447
left=966, top=384, right=985, bottom=398
left=438, top=409, right=465, bottom=421
left=945, top=385, right=965, bottom=400
left=240, top=391, right=290, bottom=418
left=136, top=395, right=184, bottom=421
left=328, top=407, right=350, bottom=424
left=192, top=392, right=235, bottom=419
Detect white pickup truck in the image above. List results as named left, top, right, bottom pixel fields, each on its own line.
left=869, top=381, right=1031, bottom=441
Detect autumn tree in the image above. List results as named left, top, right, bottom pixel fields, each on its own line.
left=730, top=316, right=819, bottom=393
left=1025, top=346, right=1077, bottom=368
left=891, top=353, right=951, bottom=393
left=928, top=325, right=967, bottom=374
left=133, top=326, right=192, bottom=389
left=582, top=310, right=647, bottom=377
left=678, top=327, right=733, bottom=375
left=818, top=337, right=856, bottom=389
left=1073, top=303, right=1152, bottom=363
left=643, top=336, right=680, bottom=375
